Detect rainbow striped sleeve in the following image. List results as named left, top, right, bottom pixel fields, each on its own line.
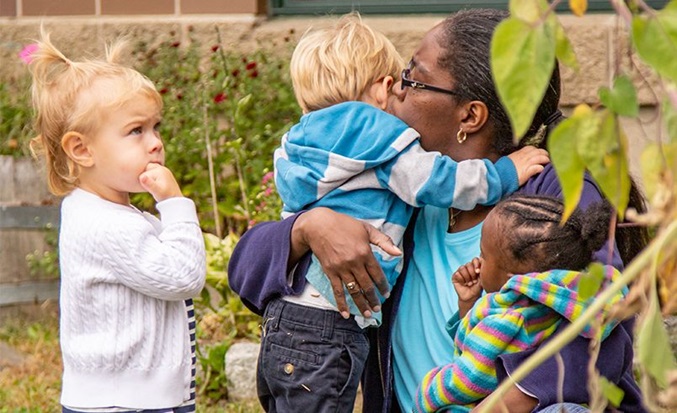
left=413, top=310, right=525, bottom=412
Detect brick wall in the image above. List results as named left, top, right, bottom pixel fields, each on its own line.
left=0, top=0, right=266, bottom=17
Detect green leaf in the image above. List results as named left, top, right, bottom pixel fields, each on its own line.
left=599, top=376, right=624, bottom=407
left=234, top=93, right=254, bottom=133
left=509, top=0, right=548, bottom=23
left=640, top=142, right=677, bottom=201
left=547, top=106, right=591, bottom=221
left=632, top=7, right=677, bottom=83
left=637, top=301, right=677, bottom=388
left=555, top=23, right=579, bottom=71
left=579, top=262, right=605, bottom=300
left=598, top=76, right=639, bottom=117
left=577, top=111, right=630, bottom=219
left=663, top=98, right=677, bottom=142
left=491, top=17, right=556, bottom=141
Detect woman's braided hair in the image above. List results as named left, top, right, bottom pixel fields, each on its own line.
left=494, top=195, right=612, bottom=272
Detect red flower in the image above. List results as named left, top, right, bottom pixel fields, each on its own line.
left=248, top=70, right=259, bottom=78
left=176, top=93, right=183, bottom=100
left=159, top=87, right=169, bottom=95
left=245, top=61, right=257, bottom=71
left=231, top=69, right=240, bottom=77
left=171, top=41, right=181, bottom=48
left=213, top=93, right=227, bottom=103
left=211, top=45, right=219, bottom=52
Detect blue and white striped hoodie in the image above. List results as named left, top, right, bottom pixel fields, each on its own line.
left=274, top=102, right=518, bottom=324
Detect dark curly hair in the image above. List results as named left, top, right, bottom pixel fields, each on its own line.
left=494, top=195, right=612, bottom=271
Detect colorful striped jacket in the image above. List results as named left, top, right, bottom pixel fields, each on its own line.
left=414, top=266, right=626, bottom=412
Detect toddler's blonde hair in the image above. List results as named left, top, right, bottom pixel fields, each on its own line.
left=290, top=12, right=404, bottom=113
left=29, top=29, right=162, bottom=196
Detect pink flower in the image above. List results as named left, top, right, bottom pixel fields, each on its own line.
left=261, top=171, right=274, bottom=184
left=19, top=43, right=39, bottom=64
left=264, top=188, right=273, bottom=197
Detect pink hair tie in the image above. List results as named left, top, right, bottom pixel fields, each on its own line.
left=19, top=43, right=39, bottom=64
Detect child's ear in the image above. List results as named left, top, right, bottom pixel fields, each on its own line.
left=61, top=132, right=94, bottom=168
left=373, top=76, right=394, bottom=111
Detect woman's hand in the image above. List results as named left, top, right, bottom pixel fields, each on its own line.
left=452, top=257, right=483, bottom=318
left=292, top=208, right=401, bottom=319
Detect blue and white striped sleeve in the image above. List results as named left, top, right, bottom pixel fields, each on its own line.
left=375, top=140, right=518, bottom=209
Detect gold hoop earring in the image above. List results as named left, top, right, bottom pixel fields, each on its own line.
left=456, top=129, right=467, bottom=144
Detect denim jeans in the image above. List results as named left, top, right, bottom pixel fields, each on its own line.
left=257, top=298, right=370, bottom=413
left=537, top=403, right=590, bottom=413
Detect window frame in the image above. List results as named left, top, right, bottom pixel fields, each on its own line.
left=269, top=0, right=668, bottom=16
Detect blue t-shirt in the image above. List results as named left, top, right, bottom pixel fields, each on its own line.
left=392, top=205, right=483, bottom=412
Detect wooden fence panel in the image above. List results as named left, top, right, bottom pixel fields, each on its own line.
left=0, top=156, right=60, bottom=306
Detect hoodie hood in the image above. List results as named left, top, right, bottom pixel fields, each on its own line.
left=500, top=265, right=626, bottom=340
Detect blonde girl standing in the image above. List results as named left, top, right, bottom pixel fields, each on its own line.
left=28, top=32, right=206, bottom=412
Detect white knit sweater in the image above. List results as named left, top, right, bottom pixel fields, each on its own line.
left=58, top=188, right=206, bottom=409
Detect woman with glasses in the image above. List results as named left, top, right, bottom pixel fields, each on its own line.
left=229, top=8, right=648, bottom=413
left=259, top=13, right=549, bottom=413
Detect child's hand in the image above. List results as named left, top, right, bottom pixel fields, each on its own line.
left=507, top=146, right=550, bottom=186
left=139, top=163, right=183, bottom=202
left=452, top=257, right=482, bottom=306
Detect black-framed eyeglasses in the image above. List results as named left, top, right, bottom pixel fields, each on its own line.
left=401, top=61, right=457, bottom=96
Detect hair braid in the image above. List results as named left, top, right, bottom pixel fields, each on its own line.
left=496, top=195, right=612, bottom=271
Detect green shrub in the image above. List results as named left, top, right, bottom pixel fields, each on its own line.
left=0, top=76, right=33, bottom=157
left=133, top=30, right=298, bottom=234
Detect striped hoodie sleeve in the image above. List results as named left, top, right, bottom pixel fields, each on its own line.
left=414, top=310, right=526, bottom=412
left=376, top=140, right=518, bottom=211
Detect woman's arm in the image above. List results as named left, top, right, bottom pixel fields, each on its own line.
left=228, top=207, right=398, bottom=316
left=228, top=212, right=309, bottom=315
left=495, top=319, right=637, bottom=410
left=471, top=384, right=537, bottom=413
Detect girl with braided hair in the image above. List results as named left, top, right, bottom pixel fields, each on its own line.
left=414, top=195, right=634, bottom=412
